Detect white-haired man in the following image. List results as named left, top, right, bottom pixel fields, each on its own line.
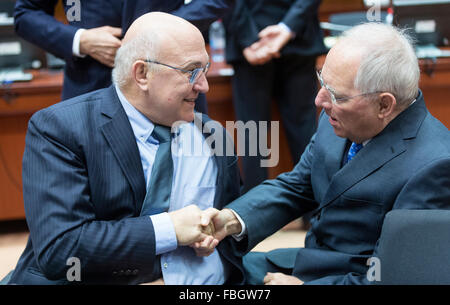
left=199, top=22, right=450, bottom=285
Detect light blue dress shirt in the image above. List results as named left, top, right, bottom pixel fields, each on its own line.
left=115, top=86, right=225, bottom=284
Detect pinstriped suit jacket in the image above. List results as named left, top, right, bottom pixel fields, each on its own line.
left=9, top=85, right=244, bottom=285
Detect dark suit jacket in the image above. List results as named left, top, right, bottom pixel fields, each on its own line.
left=9, top=86, right=244, bottom=285
left=227, top=90, right=450, bottom=284
left=14, top=0, right=123, bottom=100
left=14, top=0, right=233, bottom=100
left=224, top=0, right=327, bottom=63
left=122, top=0, right=234, bottom=33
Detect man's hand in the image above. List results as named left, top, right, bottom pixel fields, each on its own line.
left=258, top=24, right=293, bottom=56
left=263, top=272, right=303, bottom=285
left=79, top=26, right=122, bottom=67
left=190, top=208, right=242, bottom=257
left=243, top=43, right=273, bottom=66
left=168, top=204, right=214, bottom=246
left=242, top=23, right=292, bottom=66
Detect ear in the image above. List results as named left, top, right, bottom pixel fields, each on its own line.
left=377, top=93, right=397, bottom=119
left=132, top=60, right=150, bottom=91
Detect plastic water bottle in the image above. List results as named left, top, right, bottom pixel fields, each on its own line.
left=209, top=20, right=225, bottom=62
left=385, top=7, right=393, bottom=25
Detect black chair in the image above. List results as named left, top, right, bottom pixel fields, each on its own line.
left=327, top=11, right=388, bottom=36
left=375, top=209, right=450, bottom=285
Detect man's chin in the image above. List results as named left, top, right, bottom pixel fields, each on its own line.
left=181, top=111, right=195, bottom=123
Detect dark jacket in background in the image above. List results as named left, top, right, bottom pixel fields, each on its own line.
left=14, top=0, right=234, bottom=103
left=224, top=0, right=327, bottom=63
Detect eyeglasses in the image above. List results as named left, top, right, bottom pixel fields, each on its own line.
left=143, top=59, right=210, bottom=84
left=316, top=69, right=382, bottom=104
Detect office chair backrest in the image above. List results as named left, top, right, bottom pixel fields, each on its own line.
left=376, top=209, right=450, bottom=285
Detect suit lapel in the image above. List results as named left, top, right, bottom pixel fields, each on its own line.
left=320, top=129, right=406, bottom=210
left=319, top=91, right=427, bottom=210
left=323, top=131, right=347, bottom=181
left=99, top=86, right=146, bottom=213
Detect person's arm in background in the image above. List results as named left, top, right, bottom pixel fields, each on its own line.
left=14, top=0, right=122, bottom=67
left=256, top=0, right=322, bottom=58
left=170, top=0, right=235, bottom=33
left=223, top=0, right=273, bottom=65
left=121, top=0, right=234, bottom=34
left=14, top=0, right=78, bottom=59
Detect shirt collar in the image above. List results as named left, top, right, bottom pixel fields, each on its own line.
left=115, top=85, right=155, bottom=144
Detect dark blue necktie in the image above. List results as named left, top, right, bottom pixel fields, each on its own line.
left=346, top=142, right=363, bottom=163
left=140, top=125, right=173, bottom=216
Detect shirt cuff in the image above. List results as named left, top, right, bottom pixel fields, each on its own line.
left=149, top=213, right=178, bottom=255
left=230, top=209, right=247, bottom=242
left=72, top=28, right=87, bottom=58
left=278, top=22, right=296, bottom=39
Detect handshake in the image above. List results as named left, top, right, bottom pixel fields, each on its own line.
left=243, top=23, right=294, bottom=66
left=168, top=205, right=242, bottom=257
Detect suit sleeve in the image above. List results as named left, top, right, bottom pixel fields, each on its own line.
left=170, top=0, right=234, bottom=33
left=303, top=157, right=450, bottom=285
left=281, top=0, right=322, bottom=36
left=223, top=0, right=260, bottom=50
left=22, top=110, right=158, bottom=282
left=14, top=0, right=78, bottom=59
left=226, top=134, right=319, bottom=254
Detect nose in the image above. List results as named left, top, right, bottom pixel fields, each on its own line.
left=192, top=72, right=209, bottom=93
left=315, top=87, right=332, bottom=110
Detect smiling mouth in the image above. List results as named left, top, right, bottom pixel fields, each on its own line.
left=184, top=98, right=196, bottom=103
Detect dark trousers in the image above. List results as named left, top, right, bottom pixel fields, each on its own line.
left=231, top=55, right=318, bottom=193
left=243, top=250, right=297, bottom=285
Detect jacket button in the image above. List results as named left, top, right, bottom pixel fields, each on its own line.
left=132, top=269, right=139, bottom=275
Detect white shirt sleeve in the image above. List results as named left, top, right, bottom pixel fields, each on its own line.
left=72, top=28, right=87, bottom=58
left=230, top=209, right=247, bottom=242
left=278, top=22, right=296, bottom=39
left=149, top=212, right=178, bottom=255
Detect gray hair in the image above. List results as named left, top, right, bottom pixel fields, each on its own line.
left=112, top=31, right=160, bottom=89
left=340, top=23, right=420, bottom=107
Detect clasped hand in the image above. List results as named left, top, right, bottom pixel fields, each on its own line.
left=168, top=205, right=240, bottom=257
left=243, top=24, right=293, bottom=66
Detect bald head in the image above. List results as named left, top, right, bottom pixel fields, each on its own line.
left=112, top=12, right=210, bottom=126
left=123, top=12, right=203, bottom=45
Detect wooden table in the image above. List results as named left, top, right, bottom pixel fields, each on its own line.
left=0, top=70, right=63, bottom=220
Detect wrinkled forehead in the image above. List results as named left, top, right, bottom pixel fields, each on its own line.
left=321, top=42, right=362, bottom=90
left=159, top=31, right=209, bottom=65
